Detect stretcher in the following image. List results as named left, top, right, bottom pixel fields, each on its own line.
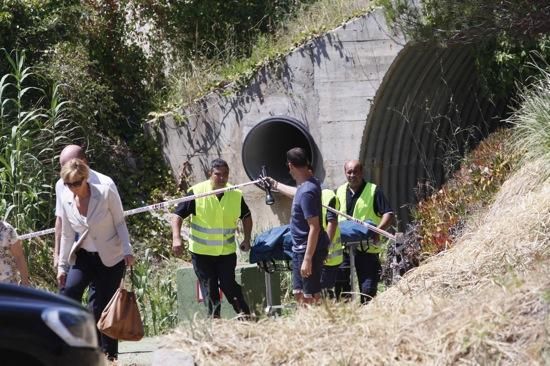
left=338, top=220, right=375, bottom=301
left=250, top=221, right=375, bottom=313
left=249, top=225, right=292, bottom=315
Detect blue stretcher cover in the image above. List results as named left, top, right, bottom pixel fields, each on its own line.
left=338, top=220, right=373, bottom=242
left=249, top=225, right=293, bottom=264
left=249, top=221, right=373, bottom=264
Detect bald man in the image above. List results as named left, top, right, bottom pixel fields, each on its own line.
left=335, top=160, right=393, bottom=303
left=53, top=145, right=118, bottom=268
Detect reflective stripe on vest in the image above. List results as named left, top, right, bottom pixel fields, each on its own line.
left=189, top=234, right=236, bottom=246
left=336, top=182, right=382, bottom=254
left=189, top=180, right=241, bottom=256
left=326, top=248, right=343, bottom=261
left=322, top=189, right=343, bottom=266
left=190, top=222, right=235, bottom=235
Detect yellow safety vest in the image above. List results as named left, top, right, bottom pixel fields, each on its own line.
left=189, top=180, right=242, bottom=256
left=322, top=189, right=343, bottom=266
left=336, top=182, right=382, bottom=253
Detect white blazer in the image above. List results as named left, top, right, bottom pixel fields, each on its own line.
left=58, top=183, right=133, bottom=273
left=55, top=168, right=117, bottom=217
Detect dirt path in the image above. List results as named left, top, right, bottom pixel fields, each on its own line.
left=118, top=337, right=159, bottom=366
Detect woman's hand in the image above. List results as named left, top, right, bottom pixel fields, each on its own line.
left=124, top=254, right=135, bottom=266
left=57, top=272, right=67, bottom=289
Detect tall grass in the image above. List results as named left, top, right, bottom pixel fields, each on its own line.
left=0, top=50, right=80, bottom=288
left=133, top=248, right=178, bottom=336
left=164, top=0, right=372, bottom=109
left=508, top=64, right=550, bottom=179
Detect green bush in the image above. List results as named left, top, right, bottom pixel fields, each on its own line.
left=0, top=0, right=81, bottom=75
left=133, top=249, right=178, bottom=336
left=508, top=63, right=550, bottom=178
left=377, top=0, right=550, bottom=97
left=412, top=129, right=517, bottom=253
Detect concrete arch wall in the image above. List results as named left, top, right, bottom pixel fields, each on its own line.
left=146, top=9, right=503, bottom=232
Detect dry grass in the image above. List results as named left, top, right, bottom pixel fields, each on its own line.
left=162, top=159, right=550, bottom=365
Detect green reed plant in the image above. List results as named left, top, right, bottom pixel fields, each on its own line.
left=0, top=49, right=79, bottom=288
left=133, top=248, right=178, bottom=336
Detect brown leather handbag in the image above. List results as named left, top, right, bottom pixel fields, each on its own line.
left=97, top=267, right=144, bottom=341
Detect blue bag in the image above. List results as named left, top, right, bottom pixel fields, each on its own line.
left=249, top=225, right=293, bottom=264
left=340, top=220, right=374, bottom=243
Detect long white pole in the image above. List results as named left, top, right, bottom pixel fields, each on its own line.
left=18, top=179, right=262, bottom=240
left=322, top=204, right=396, bottom=242
left=122, top=179, right=261, bottom=216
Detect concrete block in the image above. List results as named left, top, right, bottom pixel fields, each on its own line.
left=152, top=349, right=194, bottom=366
left=176, top=263, right=281, bottom=320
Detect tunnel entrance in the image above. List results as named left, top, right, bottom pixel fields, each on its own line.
left=242, top=116, right=317, bottom=186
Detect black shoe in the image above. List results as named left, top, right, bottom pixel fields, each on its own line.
left=237, top=313, right=257, bottom=322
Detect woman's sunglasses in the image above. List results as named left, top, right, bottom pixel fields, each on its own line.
left=64, top=179, right=84, bottom=188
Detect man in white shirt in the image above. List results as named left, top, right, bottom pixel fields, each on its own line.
left=53, top=145, right=118, bottom=268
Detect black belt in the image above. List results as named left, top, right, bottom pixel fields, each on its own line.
left=78, top=249, right=99, bottom=257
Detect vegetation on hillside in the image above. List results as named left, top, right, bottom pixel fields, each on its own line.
left=378, top=0, right=550, bottom=97
left=508, top=63, right=550, bottom=178
left=411, top=129, right=517, bottom=254
left=159, top=0, right=372, bottom=109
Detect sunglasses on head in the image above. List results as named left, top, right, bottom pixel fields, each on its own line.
left=64, top=179, right=84, bottom=188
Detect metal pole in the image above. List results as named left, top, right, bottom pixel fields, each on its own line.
left=322, top=204, right=396, bottom=241
left=264, top=271, right=273, bottom=315
left=349, top=242, right=357, bottom=302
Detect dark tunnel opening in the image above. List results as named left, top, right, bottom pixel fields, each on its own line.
left=242, top=116, right=317, bottom=186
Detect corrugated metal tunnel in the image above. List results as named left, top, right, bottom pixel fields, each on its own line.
left=361, top=45, right=503, bottom=227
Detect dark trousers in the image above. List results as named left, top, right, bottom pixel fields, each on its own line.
left=191, top=252, right=250, bottom=317
left=320, top=264, right=339, bottom=299
left=61, top=250, right=125, bottom=357
left=335, top=251, right=381, bottom=304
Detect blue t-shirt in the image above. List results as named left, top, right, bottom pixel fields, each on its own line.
left=290, top=177, right=329, bottom=253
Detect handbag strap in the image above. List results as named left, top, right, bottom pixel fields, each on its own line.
left=119, top=266, right=135, bottom=290
left=118, top=266, right=136, bottom=293
left=129, top=266, right=134, bottom=292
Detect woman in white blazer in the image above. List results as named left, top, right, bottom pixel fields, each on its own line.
left=57, top=158, right=134, bottom=361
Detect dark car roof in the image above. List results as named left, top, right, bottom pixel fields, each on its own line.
left=0, top=283, right=84, bottom=309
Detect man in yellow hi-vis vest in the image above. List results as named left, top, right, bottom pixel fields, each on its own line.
left=171, top=158, right=252, bottom=318
left=335, top=160, right=394, bottom=303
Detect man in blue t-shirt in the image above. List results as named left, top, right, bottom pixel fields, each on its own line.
left=282, top=147, right=329, bottom=304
